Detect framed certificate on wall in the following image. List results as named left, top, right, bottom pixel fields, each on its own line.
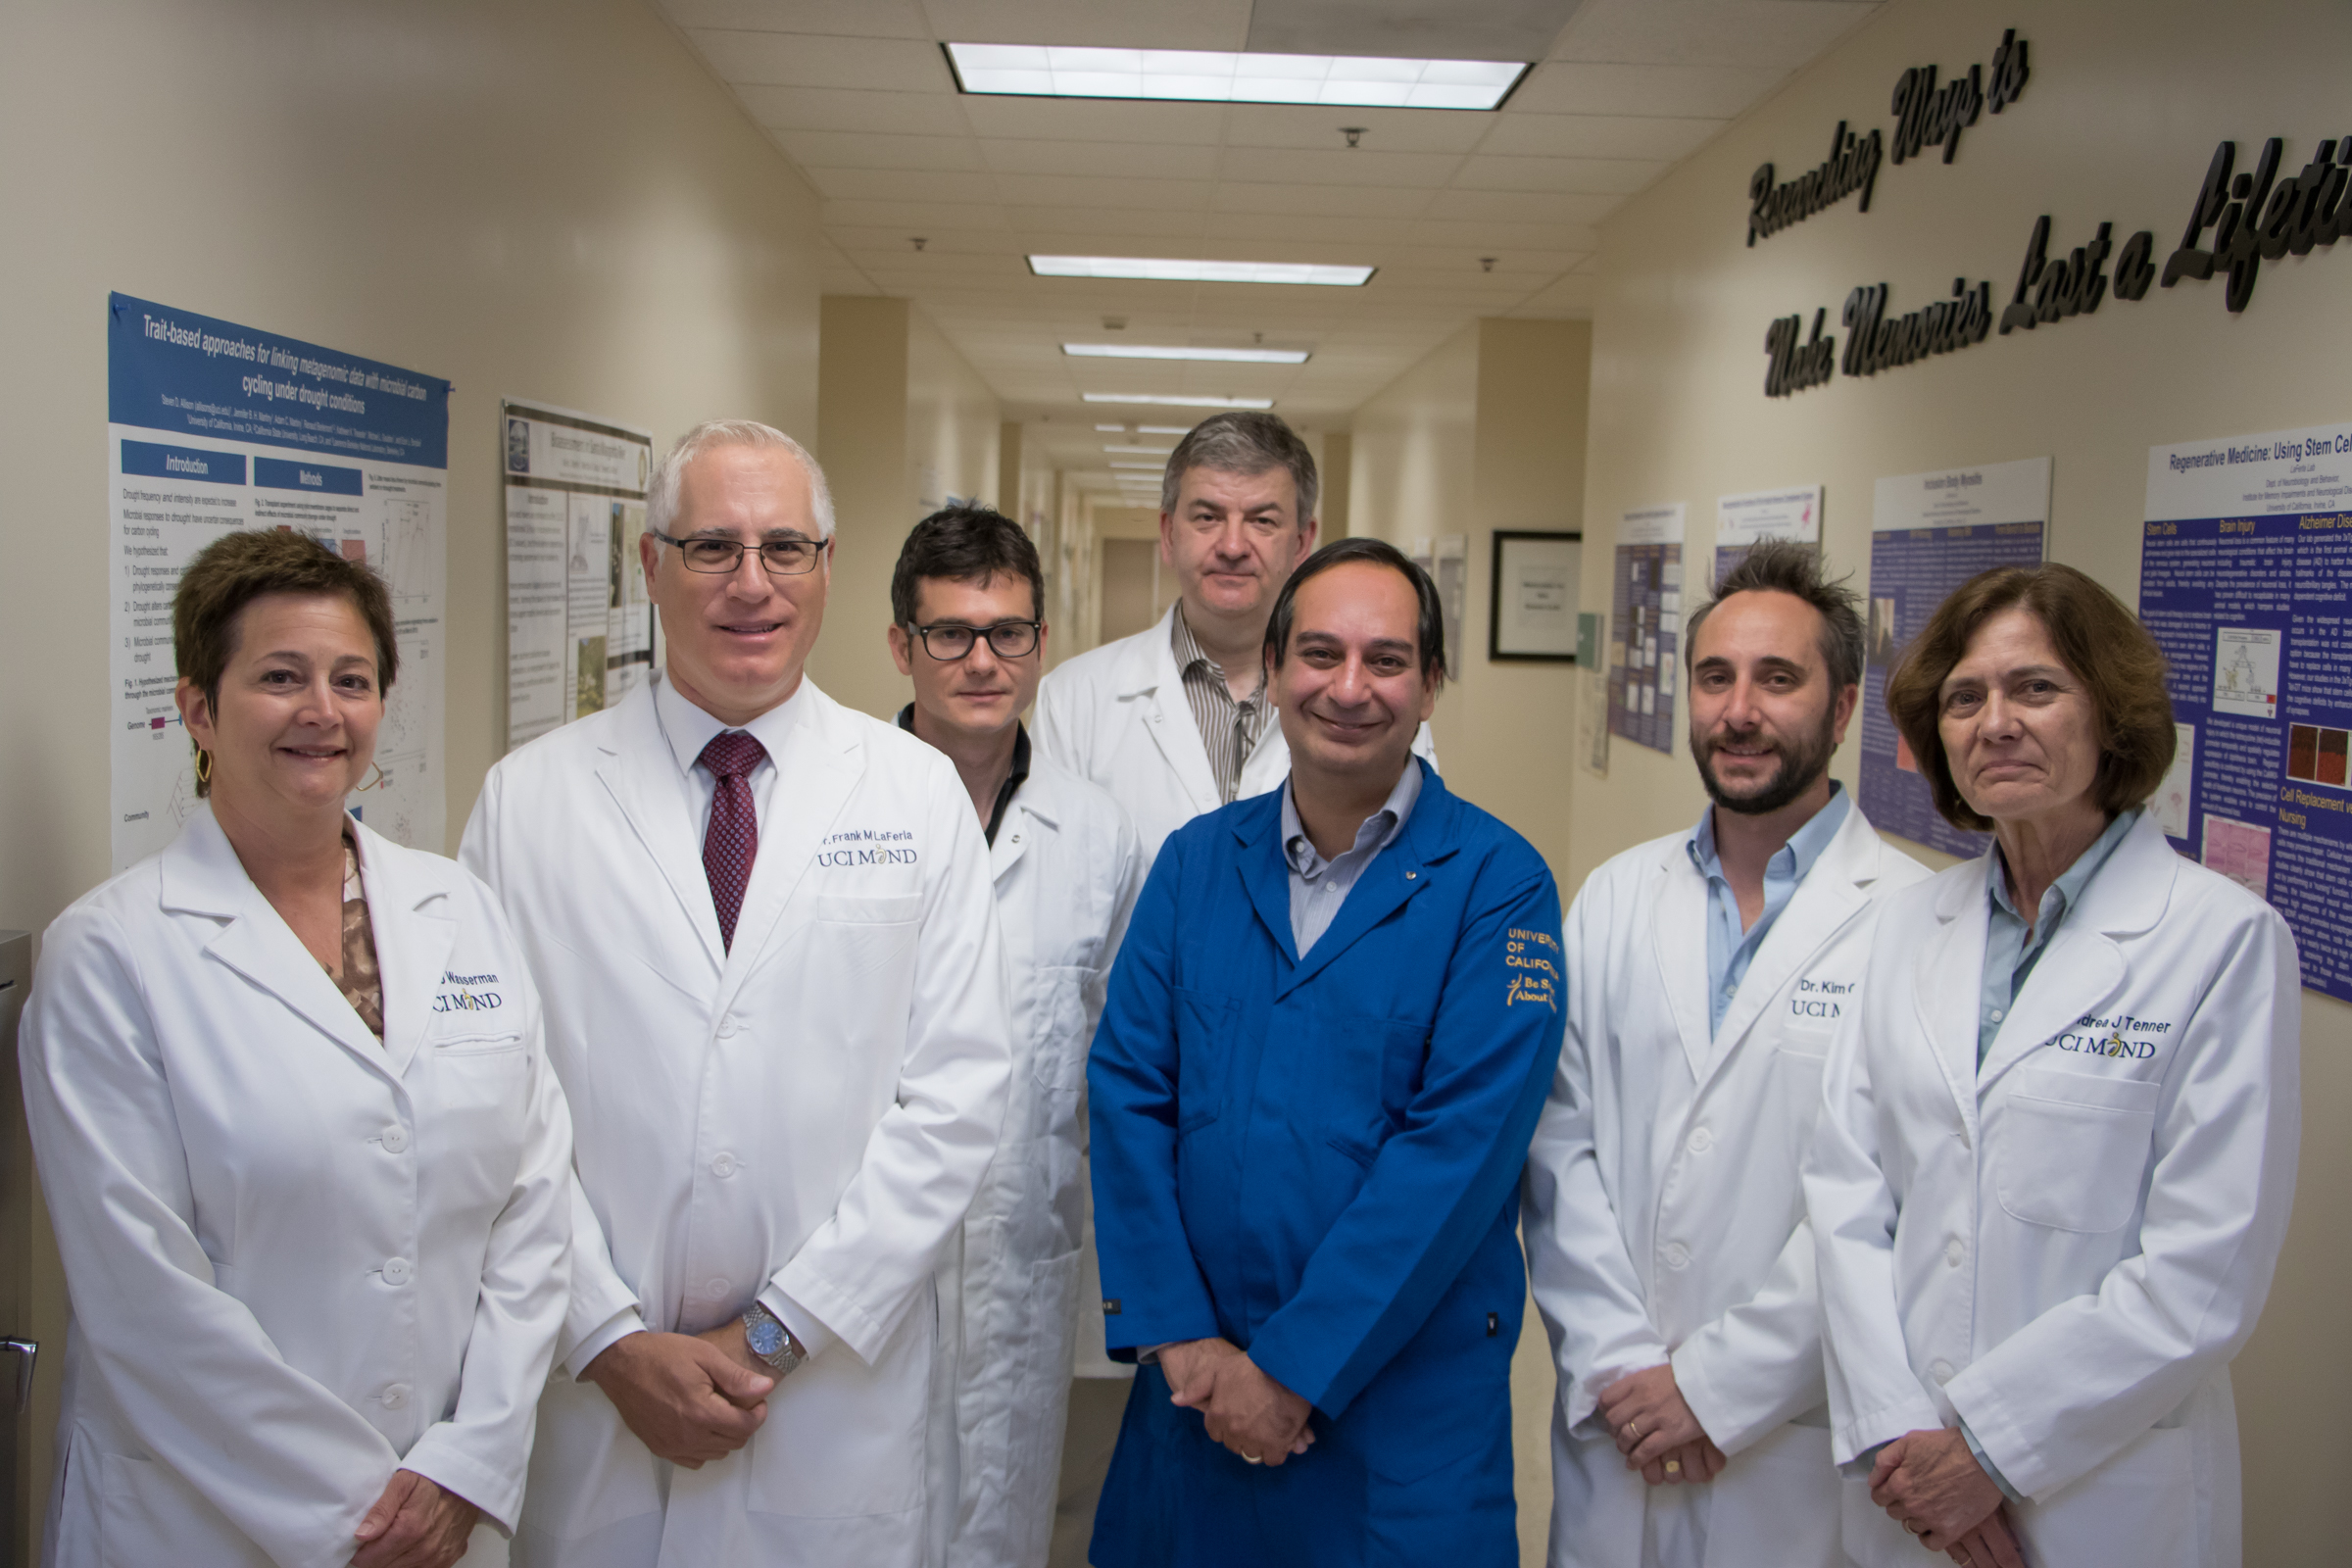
left=1488, top=529, right=1583, bottom=662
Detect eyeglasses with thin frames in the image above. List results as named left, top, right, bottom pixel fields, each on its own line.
left=653, top=532, right=828, bottom=576
left=907, top=620, right=1043, bottom=661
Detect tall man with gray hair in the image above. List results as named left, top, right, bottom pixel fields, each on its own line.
left=1522, top=540, right=1930, bottom=1568
left=463, top=419, right=1012, bottom=1567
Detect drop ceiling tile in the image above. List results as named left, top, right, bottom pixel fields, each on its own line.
left=1450, top=154, right=1665, bottom=194
left=1479, top=113, right=1724, bottom=162
left=688, top=29, right=952, bottom=90
left=829, top=225, right=1026, bottom=253
left=1504, top=274, right=1600, bottom=315
left=920, top=0, right=1251, bottom=49
left=1549, top=0, right=1879, bottom=71
left=822, top=269, right=884, bottom=293
left=1508, top=61, right=1789, bottom=118
left=804, top=167, right=1004, bottom=202
left=958, top=96, right=1228, bottom=144
left=1394, top=219, right=1603, bottom=251
left=1218, top=104, right=1496, bottom=155
left=1424, top=187, right=1624, bottom=224
left=981, top=139, right=1220, bottom=178
left=821, top=198, right=1010, bottom=228
left=779, top=130, right=985, bottom=170
left=845, top=250, right=1026, bottom=275
left=1202, top=214, right=1440, bottom=247
left=1377, top=245, right=1590, bottom=272
left=993, top=173, right=1214, bottom=208
left=1211, top=146, right=1465, bottom=188
left=736, top=85, right=972, bottom=134
left=1004, top=208, right=1214, bottom=238
left=1211, top=183, right=1438, bottom=219
left=660, top=1, right=929, bottom=36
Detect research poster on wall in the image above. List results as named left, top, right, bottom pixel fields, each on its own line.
left=1608, top=503, right=1686, bottom=756
left=502, top=401, right=655, bottom=751
left=1860, top=458, right=2051, bottom=859
left=1715, top=483, right=1822, bottom=587
left=2141, top=422, right=2352, bottom=1004
left=107, top=293, right=448, bottom=871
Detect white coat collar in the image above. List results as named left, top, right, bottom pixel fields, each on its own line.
left=160, top=806, right=455, bottom=1083
left=1116, top=603, right=1222, bottom=816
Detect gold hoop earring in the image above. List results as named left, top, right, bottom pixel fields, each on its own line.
left=194, top=750, right=212, bottom=785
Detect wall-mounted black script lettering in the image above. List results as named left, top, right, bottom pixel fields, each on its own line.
left=1764, top=309, right=1837, bottom=398
left=1748, top=122, right=1884, bottom=246
left=2164, top=137, right=2352, bottom=313
left=1998, top=216, right=2145, bottom=332
left=1840, top=277, right=1993, bottom=378
left=1889, top=28, right=2030, bottom=167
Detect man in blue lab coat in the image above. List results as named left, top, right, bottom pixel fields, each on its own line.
left=1088, top=538, right=1567, bottom=1567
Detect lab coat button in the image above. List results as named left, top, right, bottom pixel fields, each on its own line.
left=1662, top=1242, right=1690, bottom=1270
left=711, top=1152, right=738, bottom=1178
left=380, top=1125, right=410, bottom=1153
left=1945, top=1238, right=1965, bottom=1268
left=381, top=1383, right=411, bottom=1411
left=1687, top=1127, right=1714, bottom=1154
left=381, top=1257, right=413, bottom=1287
left=717, top=1017, right=741, bottom=1039
left=1931, top=1359, right=1954, bottom=1385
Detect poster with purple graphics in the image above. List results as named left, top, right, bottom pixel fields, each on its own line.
left=1715, top=483, right=1821, bottom=587
left=1608, top=503, right=1685, bottom=756
left=2142, top=422, right=2352, bottom=1004
left=1860, top=459, right=2049, bottom=861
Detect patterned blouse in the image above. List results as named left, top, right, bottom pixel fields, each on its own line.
left=333, top=835, right=384, bottom=1038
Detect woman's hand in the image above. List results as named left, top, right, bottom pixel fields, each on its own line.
left=351, top=1469, right=479, bottom=1568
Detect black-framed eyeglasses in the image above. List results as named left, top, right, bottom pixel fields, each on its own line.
left=654, top=531, right=829, bottom=576
left=908, top=620, right=1043, bottom=661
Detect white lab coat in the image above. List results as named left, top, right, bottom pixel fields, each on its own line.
left=1806, top=810, right=2301, bottom=1568
left=1524, top=802, right=1929, bottom=1568
left=21, top=807, right=573, bottom=1568
left=1032, top=603, right=1438, bottom=866
left=940, top=754, right=1143, bottom=1568
left=462, top=678, right=1011, bottom=1568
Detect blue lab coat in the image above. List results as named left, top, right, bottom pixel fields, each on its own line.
left=1088, top=760, right=1565, bottom=1567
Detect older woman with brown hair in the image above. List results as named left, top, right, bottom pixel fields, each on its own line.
left=1803, top=564, right=2300, bottom=1568
left=21, top=529, right=573, bottom=1568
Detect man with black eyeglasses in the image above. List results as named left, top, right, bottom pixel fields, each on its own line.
left=463, top=421, right=1012, bottom=1568
left=885, top=506, right=1144, bottom=1568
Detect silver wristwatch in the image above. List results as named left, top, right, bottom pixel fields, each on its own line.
left=741, top=1302, right=808, bottom=1376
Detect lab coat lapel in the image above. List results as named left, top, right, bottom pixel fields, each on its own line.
left=593, top=685, right=726, bottom=976
left=1977, top=814, right=2176, bottom=1092
left=1229, top=799, right=1300, bottom=971
left=1275, top=767, right=1450, bottom=999
left=353, top=823, right=457, bottom=1081
left=1649, top=843, right=1714, bottom=1084
left=716, top=683, right=862, bottom=1014
left=1129, top=607, right=1221, bottom=818
left=1707, top=809, right=1871, bottom=1082
left=1911, top=864, right=1990, bottom=1129
left=165, top=808, right=395, bottom=1081
left=990, top=788, right=1050, bottom=884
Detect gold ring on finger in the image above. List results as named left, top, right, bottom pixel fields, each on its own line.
left=1664, top=1459, right=1682, bottom=1474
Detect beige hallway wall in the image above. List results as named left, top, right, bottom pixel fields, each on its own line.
left=1577, top=0, right=2352, bottom=1560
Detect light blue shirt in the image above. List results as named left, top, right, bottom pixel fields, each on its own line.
left=1686, top=784, right=1852, bottom=1038
left=1280, top=759, right=1422, bottom=956
left=1978, top=808, right=2138, bottom=1063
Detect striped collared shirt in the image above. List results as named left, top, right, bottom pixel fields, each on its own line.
left=1170, top=603, right=1271, bottom=804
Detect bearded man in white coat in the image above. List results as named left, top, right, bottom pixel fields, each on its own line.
left=1524, top=541, right=1929, bottom=1567
left=884, top=505, right=1145, bottom=1567
left=462, top=420, right=1011, bottom=1568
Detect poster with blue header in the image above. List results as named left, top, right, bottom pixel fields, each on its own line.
left=107, top=293, right=449, bottom=869
left=2141, top=421, right=2352, bottom=1004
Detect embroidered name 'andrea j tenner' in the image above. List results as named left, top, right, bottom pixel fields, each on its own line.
left=1505, top=926, right=1559, bottom=1010
left=2053, top=1012, right=2176, bottom=1059
left=432, top=971, right=503, bottom=1012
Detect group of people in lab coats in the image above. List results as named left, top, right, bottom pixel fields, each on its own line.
left=17, top=406, right=2299, bottom=1568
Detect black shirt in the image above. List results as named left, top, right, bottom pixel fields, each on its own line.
left=895, top=706, right=1030, bottom=847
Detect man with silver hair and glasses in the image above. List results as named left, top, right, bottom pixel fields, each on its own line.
left=1523, top=540, right=1929, bottom=1568
left=463, top=419, right=1012, bottom=1567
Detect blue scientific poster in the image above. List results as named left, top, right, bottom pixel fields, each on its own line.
left=2142, top=423, right=2352, bottom=1004
left=1861, top=458, right=2050, bottom=860
left=107, top=293, right=449, bottom=869
left=1608, top=503, right=1685, bottom=756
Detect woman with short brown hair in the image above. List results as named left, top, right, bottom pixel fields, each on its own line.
left=1806, top=564, right=2300, bottom=1568
left=23, top=529, right=574, bottom=1568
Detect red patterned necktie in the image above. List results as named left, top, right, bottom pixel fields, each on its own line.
left=699, top=730, right=768, bottom=952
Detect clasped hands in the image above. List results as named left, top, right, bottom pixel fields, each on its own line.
left=1596, top=1364, right=1726, bottom=1487
left=1158, top=1338, right=1315, bottom=1466
left=1869, top=1427, right=2027, bottom=1568
left=581, top=1322, right=780, bottom=1469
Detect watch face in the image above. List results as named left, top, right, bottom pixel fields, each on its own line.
left=746, top=1314, right=786, bottom=1360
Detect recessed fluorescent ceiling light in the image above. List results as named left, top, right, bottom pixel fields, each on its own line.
left=1103, top=445, right=1175, bottom=455
left=946, top=44, right=1526, bottom=110
left=1082, top=392, right=1275, bottom=409
left=1094, top=422, right=1128, bottom=432
left=1140, top=424, right=1193, bottom=435
left=1109, top=462, right=1164, bottom=470
left=1031, top=256, right=1373, bottom=286
left=1066, top=342, right=1309, bottom=365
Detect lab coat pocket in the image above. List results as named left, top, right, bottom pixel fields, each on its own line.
left=2017, top=1423, right=2195, bottom=1568
left=1033, top=965, right=1092, bottom=1096
left=430, top=1029, right=526, bottom=1055
left=1771, top=1043, right=1830, bottom=1145
left=1320, top=1012, right=1428, bottom=1167
left=1995, top=1066, right=2161, bottom=1232
left=99, top=1449, right=269, bottom=1568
